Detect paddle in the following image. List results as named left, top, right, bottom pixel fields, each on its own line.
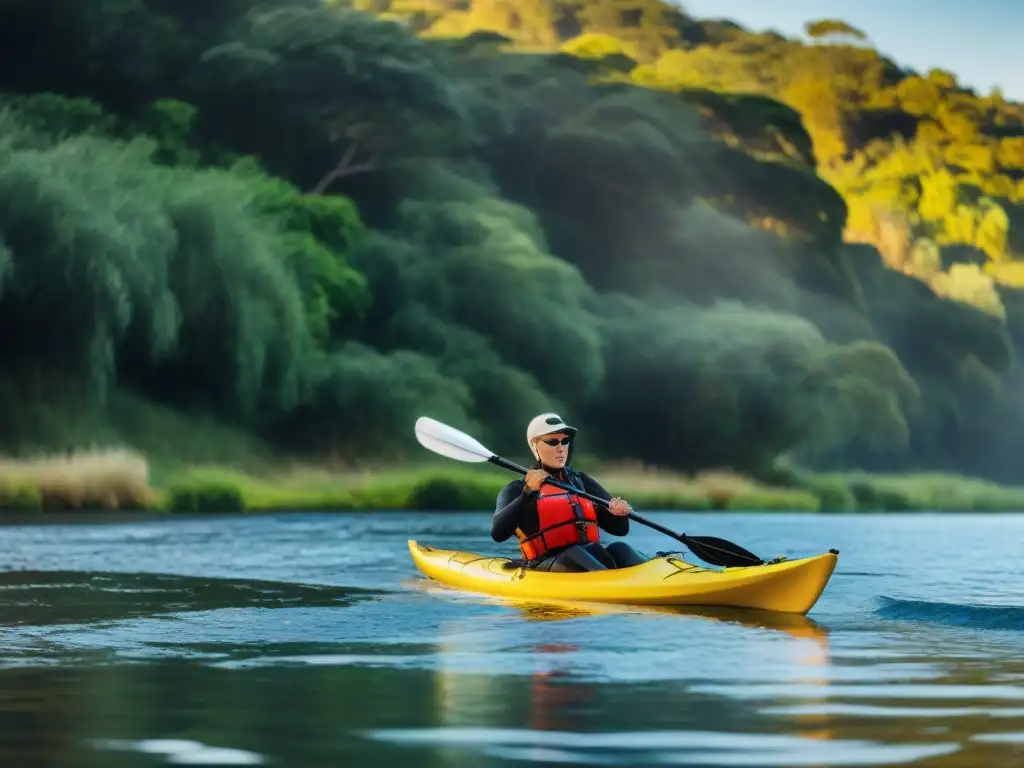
left=414, top=416, right=765, bottom=568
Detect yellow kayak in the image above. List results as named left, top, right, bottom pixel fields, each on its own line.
left=408, top=539, right=838, bottom=615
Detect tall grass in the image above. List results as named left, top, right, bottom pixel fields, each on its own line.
left=834, top=471, right=1024, bottom=512
left=588, top=462, right=820, bottom=511
left=0, top=448, right=157, bottom=510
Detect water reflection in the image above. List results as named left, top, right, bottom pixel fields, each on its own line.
left=509, top=598, right=832, bottom=640
left=422, top=603, right=844, bottom=765
left=0, top=625, right=1018, bottom=767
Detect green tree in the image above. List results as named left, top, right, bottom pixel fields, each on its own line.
left=804, top=19, right=868, bottom=41
left=187, top=4, right=472, bottom=195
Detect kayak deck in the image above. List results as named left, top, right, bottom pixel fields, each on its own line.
left=408, top=539, right=838, bottom=615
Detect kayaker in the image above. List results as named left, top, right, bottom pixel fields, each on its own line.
left=491, top=412, right=649, bottom=572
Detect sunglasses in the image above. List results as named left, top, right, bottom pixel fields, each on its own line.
left=540, top=436, right=572, bottom=446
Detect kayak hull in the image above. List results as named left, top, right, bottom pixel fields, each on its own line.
left=408, top=539, right=838, bottom=615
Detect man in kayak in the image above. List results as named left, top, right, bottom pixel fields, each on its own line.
left=491, top=412, right=649, bottom=572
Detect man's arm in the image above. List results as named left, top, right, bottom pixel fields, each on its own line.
left=491, top=479, right=530, bottom=542
left=580, top=473, right=629, bottom=536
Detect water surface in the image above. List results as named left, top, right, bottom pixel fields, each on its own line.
left=1, top=511, right=1021, bottom=767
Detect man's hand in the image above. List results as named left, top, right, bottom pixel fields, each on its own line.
left=608, top=497, right=632, bottom=516
left=524, top=468, right=550, bottom=492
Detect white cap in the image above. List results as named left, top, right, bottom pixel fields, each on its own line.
left=526, top=413, right=578, bottom=447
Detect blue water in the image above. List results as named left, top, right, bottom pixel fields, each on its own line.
left=0, top=511, right=1021, bottom=767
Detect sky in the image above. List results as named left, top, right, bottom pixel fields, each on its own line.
left=675, top=0, right=1024, bottom=100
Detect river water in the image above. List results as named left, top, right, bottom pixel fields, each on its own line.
left=0, top=511, right=1021, bottom=767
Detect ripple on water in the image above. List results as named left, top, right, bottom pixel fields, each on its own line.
left=876, top=596, right=1024, bottom=631
left=358, top=727, right=961, bottom=766
left=761, top=703, right=1024, bottom=718
left=93, top=738, right=265, bottom=765
left=972, top=732, right=1024, bottom=743
left=689, top=682, right=1024, bottom=701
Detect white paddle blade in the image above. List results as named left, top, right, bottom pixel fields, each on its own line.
left=414, top=417, right=494, bottom=463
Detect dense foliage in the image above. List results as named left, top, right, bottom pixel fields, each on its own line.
left=2, top=0, right=1024, bottom=483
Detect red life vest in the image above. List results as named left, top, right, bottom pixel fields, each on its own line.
left=516, top=481, right=600, bottom=560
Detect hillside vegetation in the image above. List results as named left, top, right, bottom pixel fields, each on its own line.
left=1, top=0, right=1024, bottom=499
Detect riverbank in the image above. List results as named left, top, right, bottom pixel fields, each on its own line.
left=2, top=448, right=1024, bottom=514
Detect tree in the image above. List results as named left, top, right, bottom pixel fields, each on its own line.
left=187, top=4, right=473, bottom=194
left=804, top=19, right=868, bottom=42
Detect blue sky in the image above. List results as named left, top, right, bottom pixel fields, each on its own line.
left=675, top=0, right=1024, bottom=100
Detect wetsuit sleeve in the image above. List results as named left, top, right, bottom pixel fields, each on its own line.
left=491, top=479, right=531, bottom=542
left=580, top=472, right=629, bottom=536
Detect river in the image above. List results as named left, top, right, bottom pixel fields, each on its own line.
left=0, top=510, right=1021, bottom=767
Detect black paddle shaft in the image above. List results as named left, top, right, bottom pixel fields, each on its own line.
left=486, top=455, right=764, bottom=567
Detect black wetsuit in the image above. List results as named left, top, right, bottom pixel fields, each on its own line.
left=491, top=467, right=648, bottom=572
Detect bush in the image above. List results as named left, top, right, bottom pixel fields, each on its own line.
left=0, top=483, right=41, bottom=511
left=167, top=481, right=246, bottom=513
left=800, top=475, right=857, bottom=512
left=407, top=472, right=505, bottom=510
left=722, top=490, right=821, bottom=512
